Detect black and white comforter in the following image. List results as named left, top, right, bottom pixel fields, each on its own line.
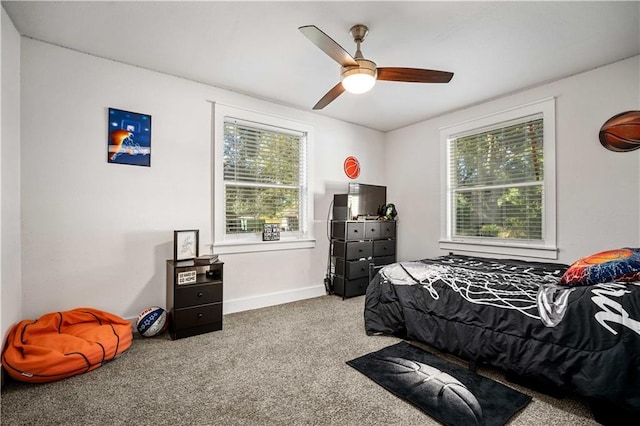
left=364, top=255, right=640, bottom=414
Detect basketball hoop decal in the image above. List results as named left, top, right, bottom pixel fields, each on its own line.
left=344, top=156, right=360, bottom=179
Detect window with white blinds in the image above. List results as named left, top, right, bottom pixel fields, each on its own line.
left=440, top=98, right=557, bottom=259
left=223, top=119, right=307, bottom=236
left=450, top=115, right=544, bottom=241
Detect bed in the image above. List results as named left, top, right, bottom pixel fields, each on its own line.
left=364, top=252, right=640, bottom=422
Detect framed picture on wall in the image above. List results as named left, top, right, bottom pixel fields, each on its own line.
left=108, top=107, right=152, bottom=167
left=174, top=230, right=199, bottom=261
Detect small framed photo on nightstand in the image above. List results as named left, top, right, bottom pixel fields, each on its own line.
left=174, top=229, right=199, bottom=261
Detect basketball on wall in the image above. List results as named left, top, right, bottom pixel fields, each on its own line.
left=344, top=156, right=360, bottom=179
left=136, top=306, right=167, bottom=337
left=599, top=110, right=640, bottom=152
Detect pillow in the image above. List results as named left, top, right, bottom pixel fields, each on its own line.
left=559, top=248, right=640, bottom=286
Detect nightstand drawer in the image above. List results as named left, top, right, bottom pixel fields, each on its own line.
left=173, top=303, right=222, bottom=330
left=175, top=282, right=222, bottom=309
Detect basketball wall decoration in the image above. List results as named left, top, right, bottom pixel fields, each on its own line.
left=344, top=156, right=360, bottom=179
left=599, top=111, right=640, bottom=152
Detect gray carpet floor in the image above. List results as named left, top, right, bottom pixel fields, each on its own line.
left=1, top=295, right=597, bottom=425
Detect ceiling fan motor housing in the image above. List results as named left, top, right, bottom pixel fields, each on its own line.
left=341, top=58, right=377, bottom=80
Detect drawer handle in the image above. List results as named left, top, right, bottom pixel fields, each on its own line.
left=197, top=313, right=204, bottom=319
left=197, top=292, right=204, bottom=297
left=353, top=229, right=358, bottom=233
left=358, top=249, right=363, bottom=252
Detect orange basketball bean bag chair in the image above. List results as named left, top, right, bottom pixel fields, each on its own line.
left=2, top=308, right=132, bottom=383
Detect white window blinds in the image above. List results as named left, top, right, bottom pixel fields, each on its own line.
left=449, top=115, right=544, bottom=241
left=223, top=119, right=307, bottom=235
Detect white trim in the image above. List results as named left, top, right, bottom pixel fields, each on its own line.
left=440, top=98, right=557, bottom=259
left=223, top=285, right=326, bottom=314
left=224, top=116, right=305, bottom=137
left=440, top=241, right=558, bottom=260
left=126, top=285, right=325, bottom=331
left=212, top=103, right=315, bottom=254
left=214, top=238, right=315, bottom=254
left=439, top=97, right=555, bottom=131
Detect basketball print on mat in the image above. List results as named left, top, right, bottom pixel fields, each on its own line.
left=344, top=156, right=360, bottom=179
left=136, top=306, right=168, bottom=337
left=347, top=341, right=532, bottom=426
left=381, top=356, right=483, bottom=425
left=599, top=111, right=640, bottom=152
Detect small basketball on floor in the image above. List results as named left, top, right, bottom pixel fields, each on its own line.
left=136, top=306, right=167, bottom=337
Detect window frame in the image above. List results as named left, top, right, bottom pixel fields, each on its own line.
left=213, top=103, right=315, bottom=254
left=439, top=97, right=557, bottom=259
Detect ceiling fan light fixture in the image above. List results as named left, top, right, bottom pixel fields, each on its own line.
left=299, top=24, right=453, bottom=109
left=341, top=59, right=377, bottom=94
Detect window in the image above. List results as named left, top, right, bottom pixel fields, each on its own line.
left=440, top=98, right=556, bottom=259
left=213, top=104, right=314, bottom=254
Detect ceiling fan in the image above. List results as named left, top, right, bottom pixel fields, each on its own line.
left=298, top=24, right=454, bottom=110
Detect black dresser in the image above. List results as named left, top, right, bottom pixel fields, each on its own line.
left=330, top=220, right=396, bottom=298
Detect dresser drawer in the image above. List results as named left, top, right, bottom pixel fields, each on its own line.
left=173, top=303, right=222, bottom=330
left=373, top=255, right=396, bottom=266
left=333, top=240, right=372, bottom=260
left=373, top=240, right=395, bottom=257
left=364, top=221, right=381, bottom=239
left=380, top=221, right=396, bottom=238
left=175, top=282, right=222, bottom=309
left=335, top=258, right=370, bottom=279
left=332, top=221, right=365, bottom=240
left=332, top=276, right=369, bottom=298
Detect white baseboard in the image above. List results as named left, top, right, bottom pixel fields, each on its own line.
left=125, top=285, right=327, bottom=329
left=223, top=285, right=326, bottom=315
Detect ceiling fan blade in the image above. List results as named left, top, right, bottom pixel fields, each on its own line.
left=377, top=67, right=454, bottom=83
left=313, top=82, right=346, bottom=110
left=299, top=25, right=358, bottom=67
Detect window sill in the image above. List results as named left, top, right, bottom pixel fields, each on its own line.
left=214, top=238, right=316, bottom=255
left=439, top=240, right=558, bottom=260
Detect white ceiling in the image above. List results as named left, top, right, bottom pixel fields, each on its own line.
left=3, top=1, right=639, bottom=132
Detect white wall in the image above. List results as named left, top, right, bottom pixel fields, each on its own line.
left=386, top=56, right=640, bottom=265
left=1, top=8, right=22, bottom=340
left=20, top=38, right=385, bottom=321
left=16, top=33, right=639, bottom=324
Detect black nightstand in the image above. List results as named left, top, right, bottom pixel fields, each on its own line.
left=166, top=260, right=223, bottom=339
